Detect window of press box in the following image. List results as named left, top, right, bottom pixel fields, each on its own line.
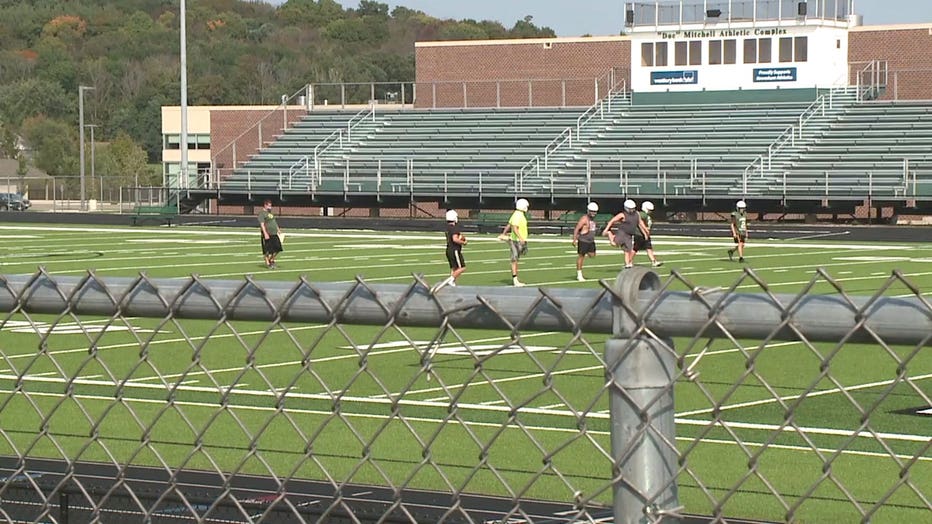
left=777, top=36, right=807, bottom=63
left=676, top=40, right=702, bottom=66
left=164, top=134, right=211, bottom=150
left=641, top=42, right=654, bottom=67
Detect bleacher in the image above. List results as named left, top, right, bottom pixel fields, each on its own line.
left=755, top=102, right=932, bottom=198
left=219, top=91, right=932, bottom=207
left=319, top=107, right=583, bottom=195
left=539, top=91, right=856, bottom=198
left=222, top=110, right=374, bottom=191
left=224, top=107, right=584, bottom=196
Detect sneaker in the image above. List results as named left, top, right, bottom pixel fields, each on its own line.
left=623, top=264, right=633, bottom=269
left=577, top=275, right=586, bottom=282
left=269, top=263, right=277, bottom=269
left=727, top=249, right=735, bottom=261
left=739, top=257, right=745, bottom=263
left=513, top=280, right=526, bottom=287
left=430, top=276, right=453, bottom=295
left=651, top=260, right=663, bottom=267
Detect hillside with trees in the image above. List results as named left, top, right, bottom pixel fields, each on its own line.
left=0, top=0, right=555, bottom=192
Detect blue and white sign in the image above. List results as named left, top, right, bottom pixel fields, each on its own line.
left=754, top=67, right=797, bottom=83
left=650, top=70, right=699, bottom=85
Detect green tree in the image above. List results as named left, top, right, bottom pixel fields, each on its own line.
left=21, top=115, right=78, bottom=179
left=509, top=15, right=556, bottom=39
left=278, top=0, right=345, bottom=28
left=99, top=131, right=149, bottom=189
left=0, top=77, right=70, bottom=127
left=16, top=151, right=28, bottom=193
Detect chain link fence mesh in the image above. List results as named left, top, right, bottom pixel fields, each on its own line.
left=0, top=268, right=929, bottom=523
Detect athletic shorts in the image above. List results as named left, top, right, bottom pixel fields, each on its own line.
left=616, top=232, right=635, bottom=253
left=634, top=236, right=653, bottom=252
left=577, top=239, right=596, bottom=256
left=261, top=234, right=283, bottom=255
left=446, top=248, right=465, bottom=270
left=509, top=240, right=528, bottom=261
left=733, top=233, right=747, bottom=243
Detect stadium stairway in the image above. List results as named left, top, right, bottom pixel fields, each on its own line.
left=527, top=93, right=849, bottom=199
left=223, top=110, right=375, bottom=191
left=742, top=99, right=932, bottom=199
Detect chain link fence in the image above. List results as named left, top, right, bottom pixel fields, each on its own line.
left=0, top=267, right=929, bottom=523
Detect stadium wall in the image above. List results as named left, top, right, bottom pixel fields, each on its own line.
left=849, top=23, right=932, bottom=100
left=414, top=37, right=630, bottom=108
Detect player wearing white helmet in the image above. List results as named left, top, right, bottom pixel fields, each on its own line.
left=728, top=200, right=749, bottom=262
left=634, top=201, right=662, bottom=267
left=431, top=209, right=468, bottom=294
left=603, top=199, right=650, bottom=269
left=499, top=198, right=530, bottom=286
left=572, top=202, right=600, bottom=281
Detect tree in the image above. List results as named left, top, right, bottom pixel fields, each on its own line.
left=99, top=131, right=149, bottom=190
left=509, top=15, right=556, bottom=39
left=21, top=115, right=78, bottom=195
left=16, top=151, right=28, bottom=194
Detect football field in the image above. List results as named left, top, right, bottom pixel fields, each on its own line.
left=0, top=223, right=929, bottom=523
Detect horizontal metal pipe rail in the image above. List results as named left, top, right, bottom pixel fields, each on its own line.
left=2, top=272, right=929, bottom=346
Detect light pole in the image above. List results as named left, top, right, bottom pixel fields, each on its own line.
left=78, top=85, right=95, bottom=211
left=86, top=124, right=98, bottom=204
left=179, top=0, right=188, bottom=195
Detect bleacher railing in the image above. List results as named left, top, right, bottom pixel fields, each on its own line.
left=520, top=77, right=629, bottom=189
left=742, top=86, right=854, bottom=182
left=286, top=105, right=377, bottom=190
left=217, top=154, right=924, bottom=203
left=209, top=85, right=310, bottom=187
left=854, top=60, right=890, bottom=102
left=1, top=268, right=929, bottom=523
left=624, top=0, right=853, bottom=27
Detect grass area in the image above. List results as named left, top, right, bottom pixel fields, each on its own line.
left=0, top=223, right=930, bottom=522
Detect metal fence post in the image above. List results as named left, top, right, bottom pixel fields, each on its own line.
left=607, top=267, right=681, bottom=524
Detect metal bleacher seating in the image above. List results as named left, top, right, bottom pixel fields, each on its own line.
left=538, top=92, right=854, bottom=198
left=221, top=89, right=931, bottom=203
left=767, top=102, right=932, bottom=198
left=222, top=111, right=366, bottom=191
left=224, top=106, right=584, bottom=197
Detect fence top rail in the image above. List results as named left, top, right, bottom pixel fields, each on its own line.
left=2, top=269, right=929, bottom=346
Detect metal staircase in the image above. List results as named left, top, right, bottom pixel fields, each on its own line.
left=738, top=87, right=859, bottom=196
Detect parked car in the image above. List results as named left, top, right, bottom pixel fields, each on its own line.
left=0, top=193, right=30, bottom=211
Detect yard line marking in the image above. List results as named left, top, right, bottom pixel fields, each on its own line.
left=674, top=419, right=932, bottom=443
left=682, top=341, right=800, bottom=362
left=678, top=373, right=932, bottom=417
left=787, top=230, right=852, bottom=241
left=9, top=389, right=931, bottom=463
left=833, top=256, right=911, bottom=262
left=678, top=436, right=928, bottom=462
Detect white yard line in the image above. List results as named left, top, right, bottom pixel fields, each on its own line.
left=10, top=389, right=930, bottom=463
left=678, top=373, right=932, bottom=418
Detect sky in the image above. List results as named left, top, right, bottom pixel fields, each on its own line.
left=267, top=1, right=932, bottom=37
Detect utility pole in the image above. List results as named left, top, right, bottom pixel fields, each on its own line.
left=78, top=85, right=95, bottom=211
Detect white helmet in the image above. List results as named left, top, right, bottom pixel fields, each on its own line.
left=641, top=201, right=654, bottom=212
left=736, top=200, right=747, bottom=209
left=587, top=202, right=599, bottom=212
left=623, top=199, right=636, bottom=210
left=515, top=198, right=530, bottom=212
left=445, top=209, right=458, bottom=222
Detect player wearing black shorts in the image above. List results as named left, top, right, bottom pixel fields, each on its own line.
left=634, top=201, right=662, bottom=267
left=572, top=202, right=600, bottom=281
left=431, top=210, right=467, bottom=294
left=258, top=199, right=283, bottom=269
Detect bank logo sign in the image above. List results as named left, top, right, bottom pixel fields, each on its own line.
left=651, top=70, right=699, bottom=85
left=754, top=67, right=797, bottom=82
